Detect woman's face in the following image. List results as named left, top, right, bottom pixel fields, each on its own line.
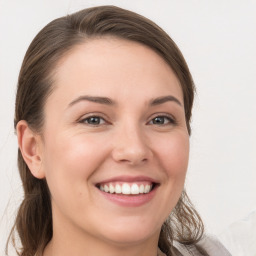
left=39, top=38, right=189, bottom=246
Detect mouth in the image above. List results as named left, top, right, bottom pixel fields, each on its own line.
left=96, top=181, right=158, bottom=196
left=95, top=176, right=160, bottom=207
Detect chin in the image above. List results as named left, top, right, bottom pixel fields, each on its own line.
left=97, top=220, right=160, bottom=245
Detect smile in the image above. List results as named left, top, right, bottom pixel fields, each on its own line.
left=98, top=182, right=154, bottom=195
left=95, top=176, right=159, bottom=207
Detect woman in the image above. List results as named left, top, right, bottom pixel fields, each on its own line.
left=7, top=5, right=231, bottom=256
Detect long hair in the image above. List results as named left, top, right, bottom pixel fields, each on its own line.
left=7, top=6, right=204, bottom=256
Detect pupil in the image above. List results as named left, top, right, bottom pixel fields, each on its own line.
left=89, top=117, right=100, bottom=124
left=153, top=117, right=164, bottom=124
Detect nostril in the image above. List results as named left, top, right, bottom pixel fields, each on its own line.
left=112, top=149, right=151, bottom=165
left=111, top=131, right=152, bottom=164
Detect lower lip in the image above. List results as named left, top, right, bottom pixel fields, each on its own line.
left=97, top=186, right=158, bottom=207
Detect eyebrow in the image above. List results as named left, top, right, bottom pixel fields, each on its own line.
left=150, top=95, right=182, bottom=106
left=68, top=95, right=182, bottom=108
left=68, top=95, right=115, bottom=107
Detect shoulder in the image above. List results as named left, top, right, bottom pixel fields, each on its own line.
left=173, top=235, right=232, bottom=256
left=219, top=210, right=256, bottom=255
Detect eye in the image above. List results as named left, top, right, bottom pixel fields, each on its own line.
left=79, top=116, right=106, bottom=126
left=149, top=115, right=175, bottom=125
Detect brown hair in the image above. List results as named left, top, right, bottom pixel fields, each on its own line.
left=7, top=5, right=204, bottom=256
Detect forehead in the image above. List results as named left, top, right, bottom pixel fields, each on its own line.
left=49, top=37, right=183, bottom=105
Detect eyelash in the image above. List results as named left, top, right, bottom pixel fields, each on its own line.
left=78, top=114, right=176, bottom=127
left=79, top=115, right=107, bottom=126
left=148, top=114, right=176, bottom=126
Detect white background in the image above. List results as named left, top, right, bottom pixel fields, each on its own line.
left=0, top=0, right=255, bottom=254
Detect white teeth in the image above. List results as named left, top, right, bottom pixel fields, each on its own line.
left=115, top=184, right=122, bottom=194
left=139, top=184, right=144, bottom=193
left=145, top=184, right=151, bottom=193
left=99, top=183, right=153, bottom=195
left=131, top=184, right=139, bottom=194
left=109, top=184, right=115, bottom=194
left=122, top=183, right=130, bottom=194
left=104, top=184, right=109, bottom=193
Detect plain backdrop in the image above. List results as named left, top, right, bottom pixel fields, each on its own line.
left=0, top=0, right=256, bottom=254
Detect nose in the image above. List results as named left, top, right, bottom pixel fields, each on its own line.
left=111, top=124, right=152, bottom=166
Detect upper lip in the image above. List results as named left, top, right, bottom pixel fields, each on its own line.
left=95, top=175, right=160, bottom=185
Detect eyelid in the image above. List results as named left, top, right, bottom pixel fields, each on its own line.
left=76, top=112, right=176, bottom=126
left=78, top=112, right=110, bottom=125
left=147, top=113, right=176, bottom=125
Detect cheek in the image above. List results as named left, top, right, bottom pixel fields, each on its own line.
left=45, top=133, right=102, bottom=172
left=42, top=133, right=109, bottom=200
left=155, top=132, right=189, bottom=178
left=149, top=132, right=189, bottom=220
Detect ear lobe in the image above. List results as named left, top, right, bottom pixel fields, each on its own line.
left=16, top=120, right=45, bottom=179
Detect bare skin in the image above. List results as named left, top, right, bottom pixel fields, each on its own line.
left=17, top=38, right=189, bottom=256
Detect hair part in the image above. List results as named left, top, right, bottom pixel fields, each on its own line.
left=8, top=5, right=202, bottom=256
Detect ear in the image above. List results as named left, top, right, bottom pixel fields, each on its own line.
left=16, top=120, right=45, bottom=179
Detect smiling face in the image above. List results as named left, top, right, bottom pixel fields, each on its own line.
left=38, top=38, right=189, bottom=252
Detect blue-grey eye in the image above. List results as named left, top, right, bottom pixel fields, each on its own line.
left=83, top=116, right=104, bottom=125
left=151, top=116, right=174, bottom=125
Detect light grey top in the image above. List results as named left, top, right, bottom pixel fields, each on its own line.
left=219, top=210, right=256, bottom=255
left=158, top=235, right=232, bottom=256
